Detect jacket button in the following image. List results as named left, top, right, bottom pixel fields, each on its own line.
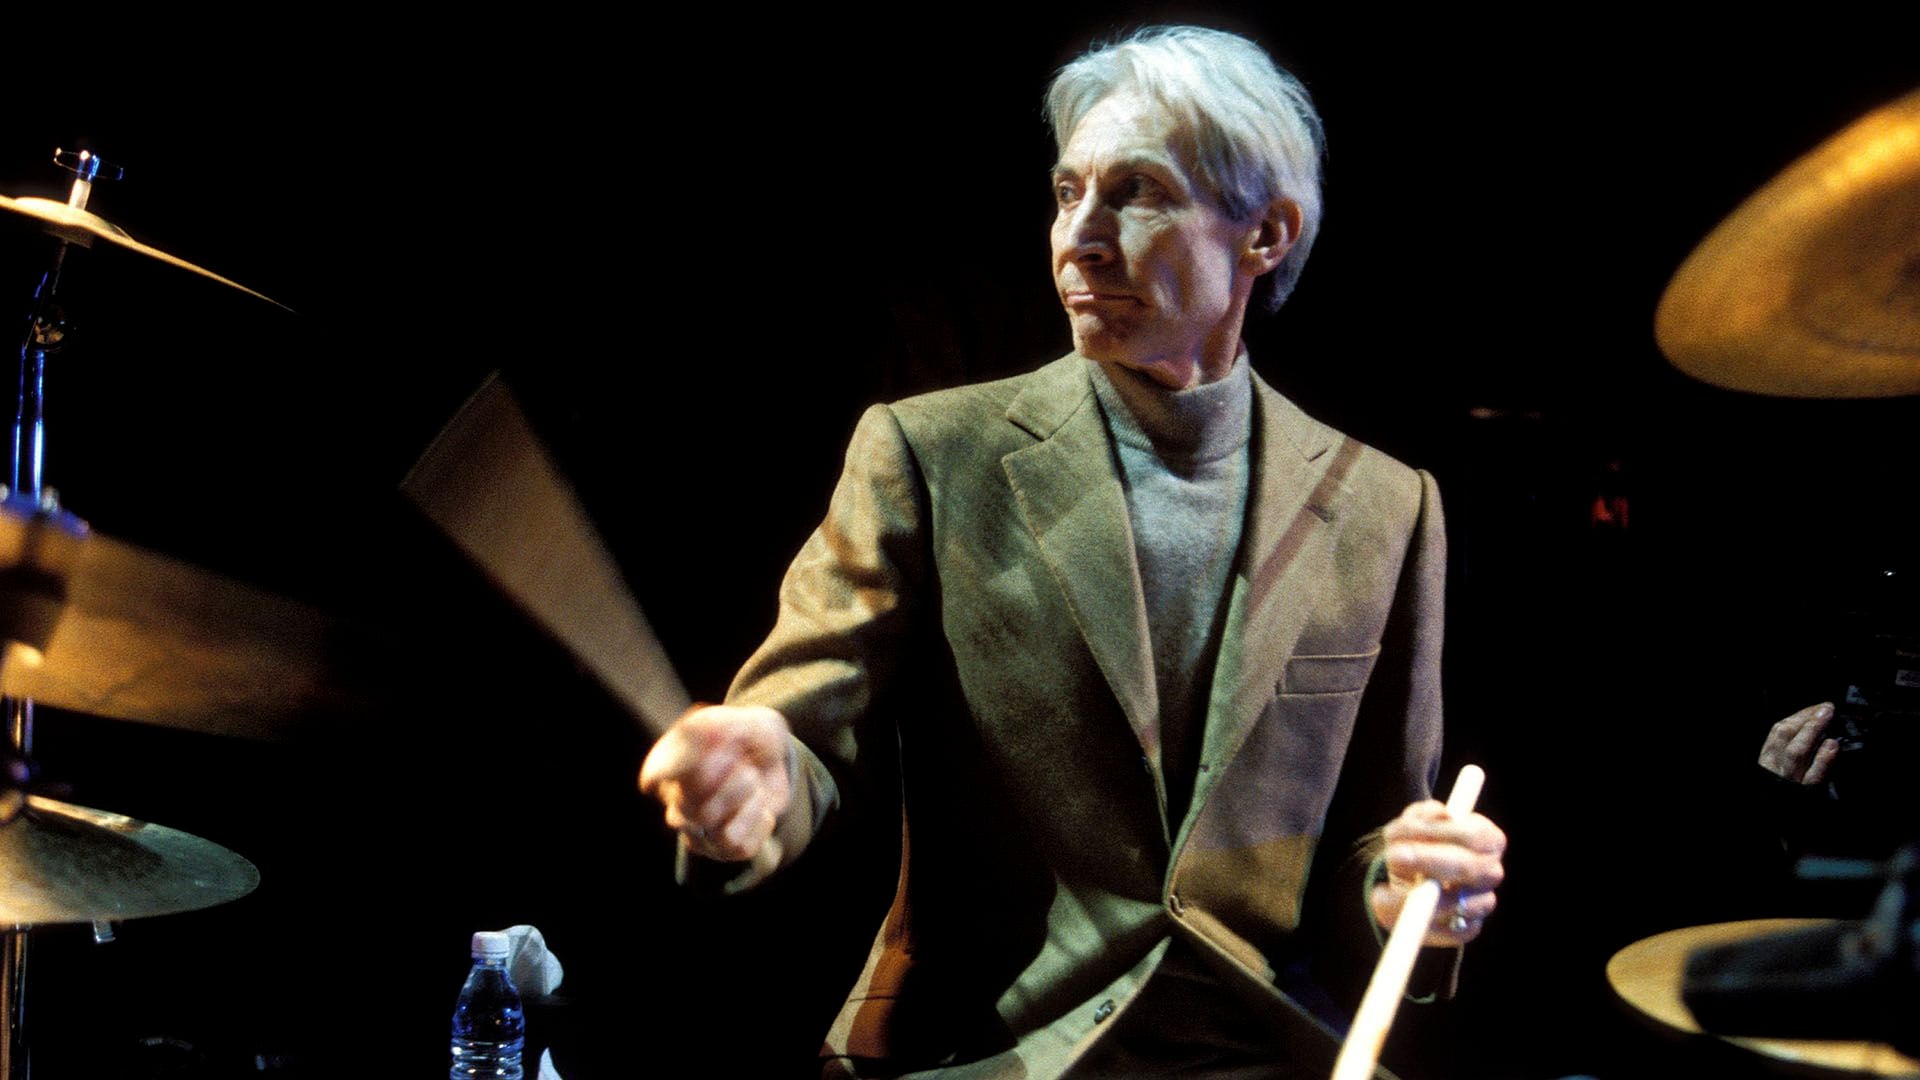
left=1093, top=999, right=1115, bottom=1024
left=1168, top=892, right=1185, bottom=917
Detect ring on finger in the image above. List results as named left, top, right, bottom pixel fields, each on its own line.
left=1447, top=892, right=1471, bottom=934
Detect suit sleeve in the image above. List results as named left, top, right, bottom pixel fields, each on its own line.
left=678, top=404, right=928, bottom=893
left=1383, top=468, right=1446, bottom=810
left=1309, top=466, right=1452, bottom=1001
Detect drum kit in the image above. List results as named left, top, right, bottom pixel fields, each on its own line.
left=0, top=146, right=359, bottom=1077
left=0, top=69, right=1909, bottom=1080
left=0, top=137, right=693, bottom=1077
left=1610, top=87, right=1920, bottom=1077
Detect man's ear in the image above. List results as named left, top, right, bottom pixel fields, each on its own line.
left=1243, top=198, right=1302, bottom=275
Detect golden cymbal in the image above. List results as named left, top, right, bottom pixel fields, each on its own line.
left=1608, top=918, right=1920, bottom=1077
left=0, top=505, right=368, bottom=741
left=0, top=193, right=288, bottom=311
left=0, top=795, right=257, bottom=926
left=1655, top=88, right=1920, bottom=398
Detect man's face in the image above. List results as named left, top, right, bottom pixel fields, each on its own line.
left=1050, top=93, right=1258, bottom=389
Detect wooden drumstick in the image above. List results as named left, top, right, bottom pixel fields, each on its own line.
left=1330, top=764, right=1485, bottom=1080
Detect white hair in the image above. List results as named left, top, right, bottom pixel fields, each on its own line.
left=1045, top=25, right=1325, bottom=312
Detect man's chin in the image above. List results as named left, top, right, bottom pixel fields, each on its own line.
left=1069, top=325, right=1131, bottom=365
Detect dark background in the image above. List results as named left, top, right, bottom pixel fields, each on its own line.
left=0, top=9, right=1914, bottom=1078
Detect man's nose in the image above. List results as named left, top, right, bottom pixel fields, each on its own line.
left=1063, top=198, right=1116, bottom=263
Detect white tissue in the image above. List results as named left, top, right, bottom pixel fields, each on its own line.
left=495, top=923, right=565, bottom=1000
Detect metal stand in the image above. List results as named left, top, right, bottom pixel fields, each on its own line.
left=7, top=150, right=109, bottom=510
left=12, top=247, right=60, bottom=506
left=0, top=149, right=121, bottom=1080
left=1, top=667, right=37, bottom=1080
left=0, top=693, right=29, bottom=1080
left=0, top=931, right=25, bottom=1080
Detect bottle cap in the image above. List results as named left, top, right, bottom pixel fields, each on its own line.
left=471, top=930, right=511, bottom=960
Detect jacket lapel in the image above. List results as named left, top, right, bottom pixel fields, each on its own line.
left=1000, top=357, right=1160, bottom=763
left=1185, top=376, right=1359, bottom=825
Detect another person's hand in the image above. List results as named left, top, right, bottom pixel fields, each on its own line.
left=1759, top=702, right=1839, bottom=785
left=638, top=704, right=792, bottom=862
left=1370, top=801, right=1506, bottom=946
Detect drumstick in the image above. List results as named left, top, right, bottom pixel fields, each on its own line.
left=1330, top=764, right=1485, bottom=1080
left=403, top=373, right=693, bottom=736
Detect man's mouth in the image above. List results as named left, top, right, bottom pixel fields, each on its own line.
left=1063, top=290, right=1138, bottom=307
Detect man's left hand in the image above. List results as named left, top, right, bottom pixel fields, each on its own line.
left=1369, top=801, right=1506, bottom=946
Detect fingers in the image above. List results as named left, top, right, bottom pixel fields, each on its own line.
left=1781, top=703, right=1833, bottom=767
left=1432, top=887, right=1498, bottom=945
left=1374, top=800, right=1508, bottom=945
left=639, top=705, right=789, bottom=792
left=1368, top=880, right=1498, bottom=946
left=1445, top=886, right=1498, bottom=924
left=638, top=705, right=793, bottom=862
left=720, top=779, right=780, bottom=857
left=1382, top=804, right=1506, bottom=862
left=681, top=768, right=780, bottom=861
left=1801, top=737, right=1840, bottom=786
left=1385, top=840, right=1505, bottom=893
left=1758, top=702, right=1834, bottom=783
left=669, top=759, right=757, bottom=833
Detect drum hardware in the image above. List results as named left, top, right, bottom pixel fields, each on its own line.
left=1656, top=87, right=1920, bottom=398
left=0, top=794, right=258, bottom=926
left=0, top=150, right=286, bottom=310
left=1634, top=84, right=1920, bottom=1077
left=1610, top=918, right=1920, bottom=1077
left=0, top=500, right=372, bottom=741
left=1682, top=847, right=1919, bottom=1053
left=1609, top=846, right=1920, bottom=1076
left=0, top=147, right=287, bottom=1079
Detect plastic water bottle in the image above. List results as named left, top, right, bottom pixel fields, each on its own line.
left=450, top=930, right=525, bottom=1080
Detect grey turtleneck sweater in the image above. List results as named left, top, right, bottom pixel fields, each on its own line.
left=1086, top=352, right=1252, bottom=826
left=1083, top=353, right=1286, bottom=1076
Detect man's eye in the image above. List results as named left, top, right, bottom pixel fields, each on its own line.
left=1121, top=175, right=1164, bottom=203
left=1054, top=182, right=1080, bottom=207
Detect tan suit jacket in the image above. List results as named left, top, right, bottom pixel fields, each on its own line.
left=719, top=355, right=1445, bottom=1078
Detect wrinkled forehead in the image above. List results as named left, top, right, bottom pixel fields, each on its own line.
left=1054, top=90, right=1207, bottom=184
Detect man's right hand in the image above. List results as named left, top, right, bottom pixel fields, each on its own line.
left=1759, top=701, right=1840, bottom=785
left=639, top=704, right=793, bottom=862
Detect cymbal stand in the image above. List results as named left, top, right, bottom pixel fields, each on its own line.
left=11, top=148, right=112, bottom=510
left=0, top=148, right=119, bottom=1080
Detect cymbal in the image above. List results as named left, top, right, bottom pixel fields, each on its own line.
left=1608, top=918, right=1920, bottom=1077
left=1655, top=88, right=1920, bottom=398
left=0, top=193, right=288, bottom=311
left=0, top=505, right=370, bottom=741
left=0, top=795, right=257, bottom=926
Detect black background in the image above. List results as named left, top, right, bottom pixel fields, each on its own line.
left=0, top=9, right=1915, bottom=1078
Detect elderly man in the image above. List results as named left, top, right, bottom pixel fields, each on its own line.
left=642, top=25, right=1505, bottom=1078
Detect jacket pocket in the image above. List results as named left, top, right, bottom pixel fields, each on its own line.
left=1278, top=648, right=1381, bottom=696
